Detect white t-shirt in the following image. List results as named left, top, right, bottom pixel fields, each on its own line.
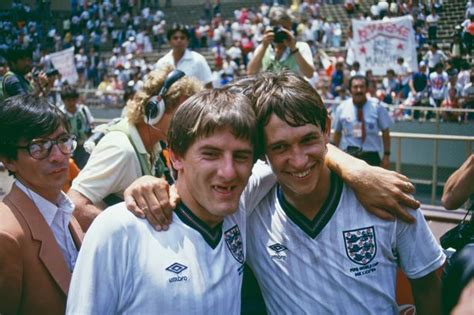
left=66, top=163, right=275, bottom=314
left=247, top=172, right=445, bottom=314
left=155, top=49, right=213, bottom=85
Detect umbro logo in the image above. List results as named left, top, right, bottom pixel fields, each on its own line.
left=166, top=262, right=189, bottom=283
left=269, top=243, right=287, bottom=253
left=166, top=262, right=187, bottom=274
left=269, top=243, right=287, bottom=261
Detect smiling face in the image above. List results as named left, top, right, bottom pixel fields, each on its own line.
left=264, top=114, right=329, bottom=201
left=5, top=126, right=70, bottom=203
left=172, top=128, right=254, bottom=227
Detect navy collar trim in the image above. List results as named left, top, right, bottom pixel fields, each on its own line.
left=175, top=203, right=223, bottom=249
left=277, top=171, right=343, bottom=239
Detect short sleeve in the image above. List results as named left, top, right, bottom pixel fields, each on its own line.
left=395, top=208, right=446, bottom=279
left=377, top=104, right=392, bottom=131
left=71, top=132, right=141, bottom=203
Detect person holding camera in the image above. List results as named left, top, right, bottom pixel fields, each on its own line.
left=1, top=46, right=49, bottom=100
left=247, top=6, right=314, bottom=78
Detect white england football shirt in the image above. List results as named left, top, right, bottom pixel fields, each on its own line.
left=247, top=171, right=445, bottom=314
left=67, top=162, right=275, bottom=314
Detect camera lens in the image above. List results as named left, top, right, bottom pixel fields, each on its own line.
left=273, top=26, right=287, bottom=43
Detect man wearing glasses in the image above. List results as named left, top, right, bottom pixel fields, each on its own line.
left=0, top=95, right=84, bottom=314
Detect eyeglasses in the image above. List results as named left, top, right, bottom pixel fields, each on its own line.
left=16, top=135, right=77, bottom=160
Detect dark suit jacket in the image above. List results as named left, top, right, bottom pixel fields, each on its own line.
left=0, top=185, right=84, bottom=315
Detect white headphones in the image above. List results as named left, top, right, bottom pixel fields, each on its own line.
left=144, top=69, right=186, bottom=126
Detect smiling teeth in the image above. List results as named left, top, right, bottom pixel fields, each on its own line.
left=214, top=186, right=232, bottom=191
left=291, top=169, right=311, bottom=178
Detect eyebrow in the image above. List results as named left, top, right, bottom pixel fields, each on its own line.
left=199, top=145, right=253, bottom=154
left=267, top=131, right=320, bottom=147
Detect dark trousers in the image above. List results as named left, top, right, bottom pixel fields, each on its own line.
left=346, top=147, right=381, bottom=166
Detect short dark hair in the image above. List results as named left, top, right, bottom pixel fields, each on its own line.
left=0, top=95, right=69, bottom=160
left=241, top=71, right=327, bottom=156
left=168, top=89, right=256, bottom=158
left=349, top=75, right=368, bottom=90
left=60, top=85, right=79, bottom=100
left=166, top=24, right=191, bottom=41
left=2, top=45, right=33, bottom=64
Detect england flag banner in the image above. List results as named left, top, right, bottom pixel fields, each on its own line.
left=352, top=15, right=417, bottom=76
left=49, top=47, right=78, bottom=85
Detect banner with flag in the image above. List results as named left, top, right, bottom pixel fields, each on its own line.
left=351, top=15, right=417, bottom=76
left=48, top=47, right=78, bottom=85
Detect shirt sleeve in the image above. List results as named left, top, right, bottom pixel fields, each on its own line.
left=395, top=208, right=446, bottom=279
left=239, top=160, right=277, bottom=217
left=196, top=54, right=213, bottom=85
left=66, top=206, right=131, bottom=314
left=377, top=104, right=392, bottom=131
left=4, top=75, right=28, bottom=97
left=71, top=132, right=141, bottom=203
left=296, top=41, right=315, bottom=68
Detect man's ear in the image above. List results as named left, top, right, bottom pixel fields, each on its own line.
left=1, top=158, right=17, bottom=173
left=169, top=149, right=183, bottom=171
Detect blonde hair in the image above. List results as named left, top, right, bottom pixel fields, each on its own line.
left=126, top=65, right=203, bottom=124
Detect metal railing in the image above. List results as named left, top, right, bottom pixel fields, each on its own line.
left=390, top=132, right=473, bottom=204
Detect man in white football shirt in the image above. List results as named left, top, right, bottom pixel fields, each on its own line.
left=66, top=89, right=276, bottom=314
left=244, top=71, right=445, bottom=314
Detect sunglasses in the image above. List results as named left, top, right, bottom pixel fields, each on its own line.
left=17, top=134, right=77, bottom=160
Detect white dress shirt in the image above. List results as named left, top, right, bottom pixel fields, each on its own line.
left=16, top=181, right=78, bottom=271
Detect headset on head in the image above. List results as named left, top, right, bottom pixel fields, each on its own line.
left=145, top=69, right=186, bottom=126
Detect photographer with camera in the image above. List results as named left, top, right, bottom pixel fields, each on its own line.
left=440, top=154, right=474, bottom=315
left=247, top=6, right=314, bottom=78
left=1, top=46, right=50, bottom=100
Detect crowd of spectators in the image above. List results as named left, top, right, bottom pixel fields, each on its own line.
left=0, top=0, right=472, bottom=122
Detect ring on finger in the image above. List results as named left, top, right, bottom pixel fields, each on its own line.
left=142, top=206, right=149, bottom=214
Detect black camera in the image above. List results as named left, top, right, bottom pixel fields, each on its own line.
left=273, top=26, right=288, bottom=43
left=46, top=68, right=59, bottom=77
left=441, top=212, right=474, bottom=251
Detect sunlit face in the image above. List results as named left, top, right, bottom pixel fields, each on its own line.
left=264, top=114, right=329, bottom=200
left=169, top=31, right=189, bottom=52
left=172, top=128, right=254, bottom=227
left=350, top=78, right=368, bottom=106
left=4, top=126, right=70, bottom=203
